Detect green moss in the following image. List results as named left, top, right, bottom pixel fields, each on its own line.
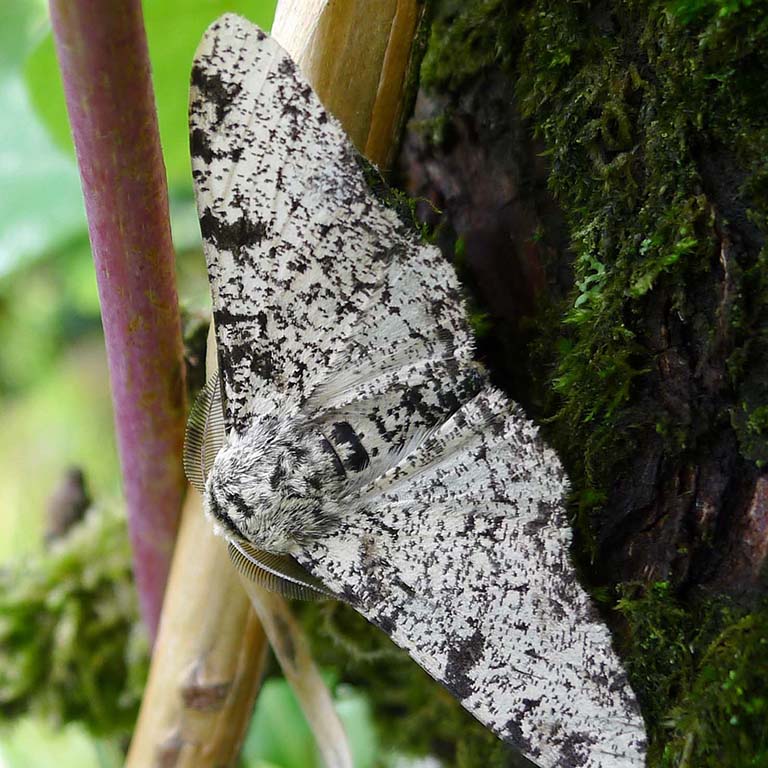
left=298, top=601, right=514, bottom=767
left=402, top=0, right=768, bottom=763
left=616, top=584, right=768, bottom=766
left=616, top=582, right=699, bottom=752
left=425, top=0, right=768, bottom=490
left=420, top=0, right=517, bottom=93
left=0, top=507, right=147, bottom=736
left=662, top=611, right=768, bottom=766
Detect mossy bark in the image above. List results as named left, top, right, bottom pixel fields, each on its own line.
left=390, top=0, right=768, bottom=765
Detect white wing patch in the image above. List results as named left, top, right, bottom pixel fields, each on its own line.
left=191, top=17, right=444, bottom=432
left=189, top=13, right=648, bottom=768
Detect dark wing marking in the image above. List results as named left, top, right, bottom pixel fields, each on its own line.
left=305, top=245, right=487, bottom=478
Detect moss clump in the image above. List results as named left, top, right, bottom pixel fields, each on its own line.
left=616, top=582, right=696, bottom=731
left=618, top=584, right=768, bottom=766
left=424, top=0, right=768, bottom=505
left=661, top=610, right=768, bottom=766
left=513, top=0, right=768, bottom=517
left=421, top=0, right=517, bottom=92
left=0, top=506, right=147, bottom=735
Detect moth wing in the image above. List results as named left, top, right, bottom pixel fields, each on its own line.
left=190, top=15, right=441, bottom=432
left=298, top=389, right=647, bottom=768
left=305, top=243, right=489, bottom=476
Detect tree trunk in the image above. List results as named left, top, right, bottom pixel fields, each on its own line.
left=390, top=0, right=768, bottom=764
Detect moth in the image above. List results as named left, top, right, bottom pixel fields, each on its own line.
left=185, top=14, right=647, bottom=768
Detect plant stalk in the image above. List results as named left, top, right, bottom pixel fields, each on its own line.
left=49, top=0, right=187, bottom=641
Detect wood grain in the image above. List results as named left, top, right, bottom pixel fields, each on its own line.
left=272, top=0, right=425, bottom=168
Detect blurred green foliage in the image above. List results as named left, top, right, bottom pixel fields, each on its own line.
left=25, top=0, right=275, bottom=194
left=0, top=0, right=279, bottom=541
left=0, top=718, right=124, bottom=768
left=0, top=505, right=383, bottom=768
left=0, top=339, right=118, bottom=562
left=0, top=506, right=146, bottom=732
left=242, top=676, right=379, bottom=768
left=0, top=0, right=84, bottom=274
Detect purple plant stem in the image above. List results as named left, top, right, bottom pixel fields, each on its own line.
left=49, top=0, right=186, bottom=642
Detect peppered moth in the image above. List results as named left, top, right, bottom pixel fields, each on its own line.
left=185, top=13, right=648, bottom=768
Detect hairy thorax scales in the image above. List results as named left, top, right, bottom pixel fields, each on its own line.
left=204, top=410, right=346, bottom=553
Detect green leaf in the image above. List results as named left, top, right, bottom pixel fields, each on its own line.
left=0, top=0, right=85, bottom=274
left=242, top=678, right=318, bottom=768
left=24, top=0, right=278, bottom=193
left=0, top=74, right=85, bottom=274
left=241, top=677, right=379, bottom=768
left=0, top=0, right=48, bottom=71
left=0, top=719, right=117, bottom=768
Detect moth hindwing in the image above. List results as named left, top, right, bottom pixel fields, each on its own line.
left=189, top=13, right=648, bottom=768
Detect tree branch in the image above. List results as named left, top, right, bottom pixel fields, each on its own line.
left=273, top=0, right=426, bottom=168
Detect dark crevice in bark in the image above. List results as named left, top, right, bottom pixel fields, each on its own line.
left=399, top=72, right=572, bottom=411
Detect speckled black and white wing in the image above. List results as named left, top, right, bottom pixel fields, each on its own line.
left=299, top=389, right=646, bottom=768
left=190, top=14, right=476, bottom=435
left=304, top=238, right=487, bottom=474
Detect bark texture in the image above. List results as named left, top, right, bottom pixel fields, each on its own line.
left=403, top=0, right=768, bottom=594
left=391, top=0, right=768, bottom=765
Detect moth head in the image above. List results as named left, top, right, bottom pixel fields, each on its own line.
left=204, top=412, right=341, bottom=553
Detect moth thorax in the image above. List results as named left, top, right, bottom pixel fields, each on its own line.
left=204, top=412, right=343, bottom=553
